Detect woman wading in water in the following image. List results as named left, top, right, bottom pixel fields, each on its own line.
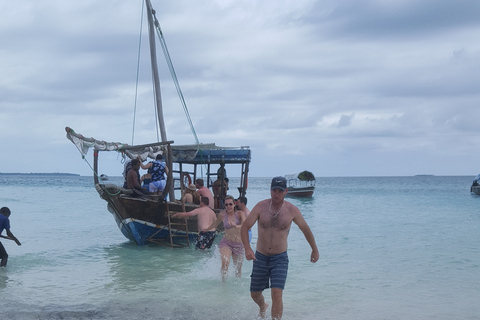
left=204, top=195, right=246, bottom=281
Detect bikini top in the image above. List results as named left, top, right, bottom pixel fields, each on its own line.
left=223, top=211, right=240, bottom=230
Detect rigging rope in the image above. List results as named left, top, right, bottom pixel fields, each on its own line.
left=132, top=4, right=199, bottom=146
left=151, top=10, right=199, bottom=145
left=81, top=156, right=121, bottom=196
left=132, top=0, right=146, bottom=145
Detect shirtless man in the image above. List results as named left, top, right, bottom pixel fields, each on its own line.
left=241, top=177, right=319, bottom=320
left=127, top=159, right=150, bottom=196
left=172, top=197, right=217, bottom=249
left=236, top=196, right=252, bottom=243
left=195, top=179, right=214, bottom=209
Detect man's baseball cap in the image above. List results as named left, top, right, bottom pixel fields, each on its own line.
left=271, top=176, right=287, bottom=191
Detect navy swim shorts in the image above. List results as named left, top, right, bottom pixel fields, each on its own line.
left=250, top=251, right=289, bottom=292
left=196, top=231, right=216, bottom=250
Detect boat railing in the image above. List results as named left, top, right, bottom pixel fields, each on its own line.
left=288, top=179, right=316, bottom=188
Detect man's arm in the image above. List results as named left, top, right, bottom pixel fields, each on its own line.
left=172, top=208, right=198, bottom=218
left=6, top=229, right=21, bottom=246
left=172, top=212, right=187, bottom=218
left=241, top=207, right=259, bottom=261
left=293, top=213, right=319, bottom=263
left=139, top=159, right=151, bottom=170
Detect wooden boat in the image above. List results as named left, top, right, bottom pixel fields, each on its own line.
left=65, top=0, right=250, bottom=246
left=284, top=170, right=316, bottom=198
left=470, top=174, right=480, bottom=195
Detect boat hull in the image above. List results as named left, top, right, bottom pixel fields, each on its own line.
left=286, top=187, right=315, bottom=198
left=471, top=185, right=480, bottom=196
left=99, top=184, right=200, bottom=245
left=108, top=204, right=197, bottom=245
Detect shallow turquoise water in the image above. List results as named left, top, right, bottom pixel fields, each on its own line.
left=0, top=175, right=479, bottom=319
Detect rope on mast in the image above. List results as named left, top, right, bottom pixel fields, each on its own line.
left=132, top=0, right=146, bottom=145
left=132, top=2, right=200, bottom=146
left=151, top=10, right=200, bottom=146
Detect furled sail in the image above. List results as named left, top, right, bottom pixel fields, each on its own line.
left=65, top=127, right=169, bottom=160
left=66, top=127, right=249, bottom=164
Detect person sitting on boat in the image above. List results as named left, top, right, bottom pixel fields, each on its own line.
left=172, top=197, right=217, bottom=250
left=140, top=173, right=152, bottom=189
left=127, top=159, right=151, bottom=197
left=139, top=154, right=169, bottom=195
left=183, top=184, right=201, bottom=205
left=195, top=179, right=214, bottom=209
left=123, top=159, right=139, bottom=189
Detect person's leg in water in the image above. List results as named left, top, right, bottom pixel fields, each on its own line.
left=271, top=288, right=284, bottom=319
left=251, top=291, right=269, bottom=319
left=269, top=252, right=289, bottom=319
left=219, top=246, right=232, bottom=282
left=0, top=242, right=8, bottom=267
left=232, top=245, right=244, bottom=277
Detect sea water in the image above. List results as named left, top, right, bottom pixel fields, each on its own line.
left=0, top=175, right=479, bottom=319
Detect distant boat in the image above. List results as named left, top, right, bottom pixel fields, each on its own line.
left=470, top=174, right=480, bottom=195
left=284, top=171, right=316, bottom=198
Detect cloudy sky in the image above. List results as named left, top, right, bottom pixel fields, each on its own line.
left=1, top=0, right=480, bottom=178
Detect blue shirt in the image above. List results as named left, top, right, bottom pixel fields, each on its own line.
left=0, top=214, right=10, bottom=235
left=150, top=160, right=166, bottom=181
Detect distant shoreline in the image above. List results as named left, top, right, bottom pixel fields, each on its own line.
left=0, top=172, right=80, bottom=176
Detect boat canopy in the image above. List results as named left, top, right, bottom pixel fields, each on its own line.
left=65, top=127, right=250, bottom=165
left=172, top=144, right=250, bottom=165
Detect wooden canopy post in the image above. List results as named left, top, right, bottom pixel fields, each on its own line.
left=93, top=150, right=99, bottom=185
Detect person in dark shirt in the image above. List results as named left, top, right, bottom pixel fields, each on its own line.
left=0, top=207, right=21, bottom=267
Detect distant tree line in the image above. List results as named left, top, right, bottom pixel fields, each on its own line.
left=0, top=172, right=80, bottom=176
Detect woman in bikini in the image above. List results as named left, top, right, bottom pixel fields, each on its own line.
left=204, top=195, right=246, bottom=281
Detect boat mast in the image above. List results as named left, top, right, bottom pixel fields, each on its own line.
left=145, top=0, right=167, bottom=142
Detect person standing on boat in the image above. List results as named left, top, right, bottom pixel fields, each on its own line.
left=139, top=154, right=169, bottom=194
left=172, top=197, right=217, bottom=249
left=0, top=207, right=21, bottom=267
left=236, top=196, right=252, bottom=243
left=204, top=195, right=246, bottom=281
left=212, top=167, right=229, bottom=209
left=195, top=179, right=214, bottom=209
left=240, top=177, right=319, bottom=320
